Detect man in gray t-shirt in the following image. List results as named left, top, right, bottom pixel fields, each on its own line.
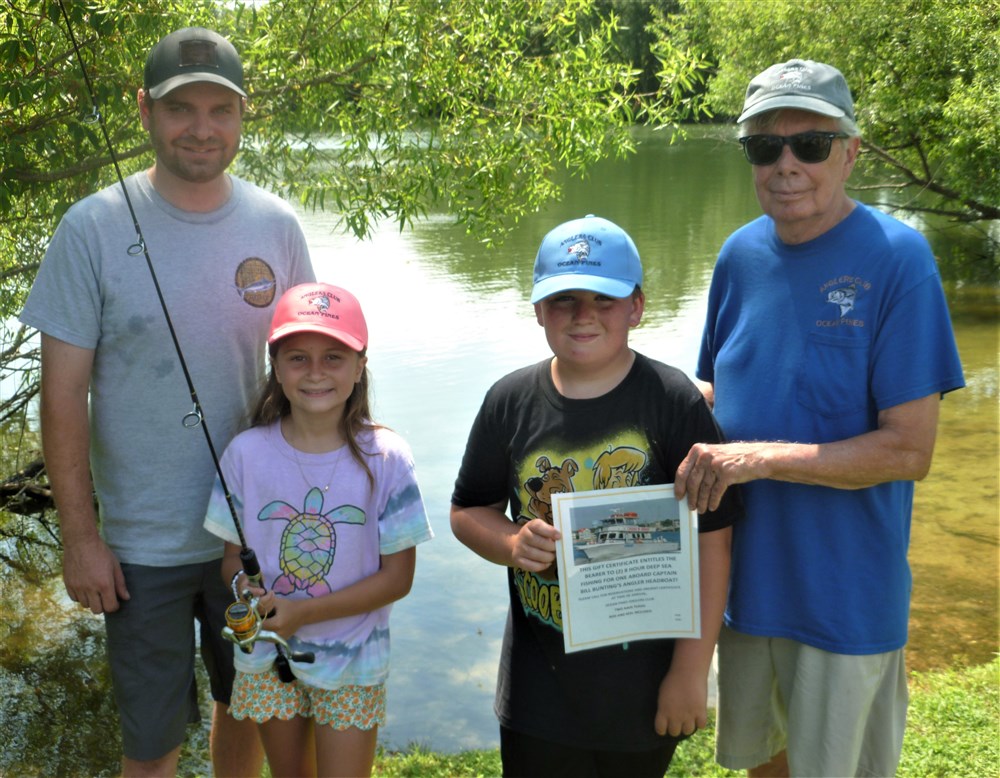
left=19, top=27, right=314, bottom=776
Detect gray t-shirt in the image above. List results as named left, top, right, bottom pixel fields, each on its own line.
left=20, top=172, right=315, bottom=566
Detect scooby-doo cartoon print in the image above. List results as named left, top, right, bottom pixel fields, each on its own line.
left=512, top=444, right=654, bottom=625
left=520, top=455, right=579, bottom=526
left=592, top=446, right=646, bottom=490
left=516, top=447, right=648, bottom=524
left=515, top=455, right=580, bottom=594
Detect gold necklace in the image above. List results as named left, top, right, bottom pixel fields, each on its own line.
left=292, top=446, right=343, bottom=493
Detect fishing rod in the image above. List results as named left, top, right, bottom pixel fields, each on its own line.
left=55, top=2, right=311, bottom=680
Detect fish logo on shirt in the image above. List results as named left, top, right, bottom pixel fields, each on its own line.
left=234, top=278, right=277, bottom=299
left=826, top=285, right=857, bottom=317
left=234, top=257, right=278, bottom=308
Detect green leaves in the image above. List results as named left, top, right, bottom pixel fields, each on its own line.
left=3, top=0, right=709, bottom=298
left=671, top=0, right=1000, bottom=225
left=227, top=0, right=702, bottom=242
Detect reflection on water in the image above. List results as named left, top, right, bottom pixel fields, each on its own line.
left=1, top=129, right=996, bottom=768
left=302, top=128, right=998, bottom=749
left=1, top=580, right=122, bottom=776
left=908, top=299, right=999, bottom=673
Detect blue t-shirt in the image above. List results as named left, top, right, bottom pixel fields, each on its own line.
left=698, top=203, right=964, bottom=654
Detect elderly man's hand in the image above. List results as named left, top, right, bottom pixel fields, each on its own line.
left=675, top=442, right=766, bottom=513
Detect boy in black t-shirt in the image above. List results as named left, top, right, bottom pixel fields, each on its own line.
left=450, top=215, right=742, bottom=777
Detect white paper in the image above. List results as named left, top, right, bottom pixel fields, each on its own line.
left=552, top=484, right=700, bottom=653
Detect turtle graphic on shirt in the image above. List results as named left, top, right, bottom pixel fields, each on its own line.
left=257, top=487, right=366, bottom=596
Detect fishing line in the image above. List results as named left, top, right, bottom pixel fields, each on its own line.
left=55, top=0, right=248, bottom=551
left=55, top=2, right=309, bottom=678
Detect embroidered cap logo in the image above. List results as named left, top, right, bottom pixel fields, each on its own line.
left=178, top=39, right=220, bottom=69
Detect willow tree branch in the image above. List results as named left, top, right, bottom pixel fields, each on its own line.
left=862, top=140, right=1000, bottom=221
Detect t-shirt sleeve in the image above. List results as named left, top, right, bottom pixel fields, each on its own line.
left=451, top=385, right=511, bottom=509
left=19, top=210, right=104, bottom=349
left=377, top=441, right=434, bottom=555
left=288, top=217, right=316, bottom=287
left=695, top=240, right=735, bottom=386
left=870, top=270, right=965, bottom=409
left=203, top=445, right=244, bottom=546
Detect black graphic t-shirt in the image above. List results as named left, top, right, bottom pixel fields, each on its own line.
left=452, top=352, right=742, bottom=751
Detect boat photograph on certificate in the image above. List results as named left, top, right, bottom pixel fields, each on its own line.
left=551, top=483, right=700, bottom=654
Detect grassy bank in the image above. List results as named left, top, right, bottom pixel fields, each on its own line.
left=372, top=658, right=999, bottom=777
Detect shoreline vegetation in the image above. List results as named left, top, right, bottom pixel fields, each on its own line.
left=368, top=659, right=999, bottom=777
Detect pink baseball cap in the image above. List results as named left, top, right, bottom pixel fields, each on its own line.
left=268, top=283, right=368, bottom=351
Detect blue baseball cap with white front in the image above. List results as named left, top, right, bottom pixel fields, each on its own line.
left=530, top=215, right=643, bottom=304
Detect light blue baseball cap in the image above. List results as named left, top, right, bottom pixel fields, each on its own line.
left=530, top=215, right=643, bottom=304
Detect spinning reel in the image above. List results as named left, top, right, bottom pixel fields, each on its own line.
left=223, top=553, right=315, bottom=683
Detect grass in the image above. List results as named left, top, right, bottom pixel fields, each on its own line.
left=897, top=659, right=1000, bottom=777
left=371, top=658, right=999, bottom=777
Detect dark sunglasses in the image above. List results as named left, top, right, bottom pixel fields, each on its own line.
left=739, top=131, right=849, bottom=166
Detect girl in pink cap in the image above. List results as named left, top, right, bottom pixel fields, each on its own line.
left=204, top=282, right=433, bottom=777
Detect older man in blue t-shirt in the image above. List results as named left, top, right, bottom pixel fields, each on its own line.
left=675, top=59, right=964, bottom=778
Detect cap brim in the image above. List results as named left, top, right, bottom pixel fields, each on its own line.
left=147, top=73, right=247, bottom=100
left=530, top=275, right=637, bottom=304
left=738, top=95, right=845, bottom=124
left=267, top=323, right=365, bottom=351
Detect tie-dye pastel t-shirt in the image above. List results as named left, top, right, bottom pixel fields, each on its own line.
left=205, top=422, right=432, bottom=689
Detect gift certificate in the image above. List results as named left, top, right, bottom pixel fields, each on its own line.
left=551, top=484, right=700, bottom=653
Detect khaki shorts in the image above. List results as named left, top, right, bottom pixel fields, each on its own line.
left=715, top=625, right=907, bottom=777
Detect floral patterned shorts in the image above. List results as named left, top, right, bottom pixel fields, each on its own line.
left=230, top=669, right=385, bottom=730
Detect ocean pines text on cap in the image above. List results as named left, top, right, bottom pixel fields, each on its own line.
left=297, top=309, right=341, bottom=321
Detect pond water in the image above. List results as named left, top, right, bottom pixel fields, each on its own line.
left=1, top=127, right=996, bottom=772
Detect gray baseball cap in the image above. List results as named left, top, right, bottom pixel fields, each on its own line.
left=144, top=27, right=246, bottom=100
left=738, top=59, right=854, bottom=124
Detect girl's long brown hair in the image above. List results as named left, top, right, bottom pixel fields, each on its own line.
left=249, top=343, right=382, bottom=490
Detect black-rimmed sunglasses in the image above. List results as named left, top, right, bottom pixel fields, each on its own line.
left=739, top=131, right=849, bottom=166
